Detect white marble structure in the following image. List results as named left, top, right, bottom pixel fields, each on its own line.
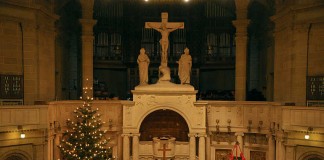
left=122, top=81, right=206, bottom=160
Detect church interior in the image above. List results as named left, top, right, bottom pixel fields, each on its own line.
left=0, top=0, right=324, bottom=159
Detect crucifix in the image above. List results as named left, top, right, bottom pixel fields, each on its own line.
left=145, top=12, right=184, bottom=67
left=158, top=143, right=171, bottom=160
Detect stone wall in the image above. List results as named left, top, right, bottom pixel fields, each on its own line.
left=272, top=0, right=324, bottom=105
left=0, top=0, right=57, bottom=104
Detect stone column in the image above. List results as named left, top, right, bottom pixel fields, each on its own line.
left=275, top=138, right=281, bottom=160
left=275, top=132, right=285, bottom=160
left=117, top=133, right=123, bottom=159
left=189, top=133, right=196, bottom=160
left=206, top=133, right=211, bottom=160
left=79, top=0, right=96, bottom=98
left=132, top=134, right=140, bottom=160
left=198, top=135, right=206, bottom=160
left=232, top=0, right=250, bottom=101
left=123, top=134, right=130, bottom=160
left=47, top=135, right=53, bottom=160
left=281, top=140, right=286, bottom=160
left=268, top=134, right=275, bottom=160
left=54, top=134, right=61, bottom=160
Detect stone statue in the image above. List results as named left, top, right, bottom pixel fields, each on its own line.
left=145, top=12, right=184, bottom=67
left=158, top=65, right=171, bottom=82
left=137, top=48, right=150, bottom=85
left=177, top=48, right=192, bottom=84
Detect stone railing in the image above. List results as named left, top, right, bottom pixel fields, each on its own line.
left=0, top=105, right=48, bottom=132
left=204, top=101, right=282, bottom=133
left=47, top=100, right=123, bottom=132
left=2, top=100, right=324, bottom=134
left=282, top=106, right=324, bottom=132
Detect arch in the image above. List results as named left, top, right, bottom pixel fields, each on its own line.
left=137, top=106, right=193, bottom=132
left=298, top=151, right=324, bottom=160
left=0, top=150, right=31, bottom=160
left=139, top=108, right=190, bottom=142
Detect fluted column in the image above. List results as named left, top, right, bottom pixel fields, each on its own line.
left=280, top=139, right=286, bottom=160
left=233, top=0, right=250, bottom=101
left=198, top=135, right=206, bottom=160
left=268, top=133, right=275, bottom=160
left=275, top=132, right=285, bottom=160
left=79, top=0, right=96, bottom=98
left=275, top=138, right=281, bottom=160
left=123, top=134, right=130, bottom=160
left=189, top=133, right=196, bottom=160
left=47, top=135, right=53, bottom=160
left=132, top=134, right=140, bottom=160
left=54, top=134, right=62, bottom=160
left=206, top=133, right=211, bottom=160
left=117, top=133, right=123, bottom=159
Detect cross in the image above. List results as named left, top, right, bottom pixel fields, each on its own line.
left=145, top=12, right=184, bottom=30
left=158, top=143, right=171, bottom=160
left=145, top=12, right=184, bottom=66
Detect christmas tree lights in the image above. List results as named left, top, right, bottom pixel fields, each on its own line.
left=58, top=80, right=112, bottom=159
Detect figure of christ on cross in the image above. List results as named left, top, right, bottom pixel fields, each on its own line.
left=158, top=143, right=172, bottom=160
left=145, top=12, right=184, bottom=67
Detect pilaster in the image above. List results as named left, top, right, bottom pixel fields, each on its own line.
left=291, top=24, right=311, bottom=105
left=206, top=133, right=211, bottom=160
left=275, top=132, right=286, bottom=160
left=54, top=134, right=61, bottom=160
left=268, top=133, right=275, bottom=160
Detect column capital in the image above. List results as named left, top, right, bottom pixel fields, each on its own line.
left=131, top=133, right=141, bottom=137
left=188, top=133, right=197, bottom=137
left=79, top=19, right=97, bottom=35
left=121, top=133, right=131, bottom=137
left=232, top=19, right=250, bottom=34
left=275, top=132, right=286, bottom=142
left=188, top=133, right=207, bottom=137
left=198, top=133, right=207, bottom=138
left=235, top=132, right=244, bottom=136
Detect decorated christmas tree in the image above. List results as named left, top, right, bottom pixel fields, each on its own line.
left=58, top=86, right=112, bottom=160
